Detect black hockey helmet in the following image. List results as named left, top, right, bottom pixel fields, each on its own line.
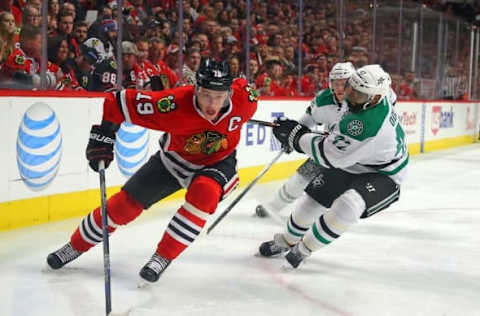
left=196, top=58, right=233, bottom=91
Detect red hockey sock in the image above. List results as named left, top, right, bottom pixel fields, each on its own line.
left=156, top=176, right=222, bottom=260
left=71, top=190, right=143, bottom=252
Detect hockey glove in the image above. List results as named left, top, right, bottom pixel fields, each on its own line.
left=272, top=117, right=310, bottom=153
left=86, top=121, right=119, bottom=172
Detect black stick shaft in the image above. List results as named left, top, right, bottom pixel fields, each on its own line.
left=248, top=119, right=279, bottom=127
left=98, top=161, right=112, bottom=315
left=207, top=149, right=285, bottom=234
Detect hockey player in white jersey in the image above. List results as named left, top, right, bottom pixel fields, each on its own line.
left=258, top=64, right=408, bottom=268
left=255, top=62, right=356, bottom=218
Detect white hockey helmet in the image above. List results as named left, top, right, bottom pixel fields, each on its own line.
left=329, top=62, right=355, bottom=89
left=346, top=64, right=390, bottom=112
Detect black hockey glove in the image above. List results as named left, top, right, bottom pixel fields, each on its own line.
left=86, top=121, right=119, bottom=172
left=272, top=117, right=311, bottom=154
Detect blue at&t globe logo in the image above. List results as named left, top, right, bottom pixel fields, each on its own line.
left=115, top=122, right=149, bottom=177
left=16, top=102, right=62, bottom=190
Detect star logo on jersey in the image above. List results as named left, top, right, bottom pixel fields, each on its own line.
left=157, top=95, right=177, bottom=113
left=184, top=131, right=228, bottom=155
left=346, top=119, right=364, bottom=136
left=109, top=60, right=117, bottom=70
left=245, top=85, right=258, bottom=102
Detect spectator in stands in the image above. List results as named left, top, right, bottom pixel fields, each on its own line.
left=26, top=0, right=42, bottom=11
left=99, top=19, right=118, bottom=58
left=300, top=64, right=322, bottom=97
left=1, top=25, right=57, bottom=90
left=59, top=2, right=76, bottom=22
left=196, top=33, right=210, bottom=57
left=47, top=35, right=82, bottom=90
left=274, top=46, right=295, bottom=75
left=68, top=44, right=99, bottom=90
left=210, top=34, right=224, bottom=61
left=121, top=41, right=146, bottom=89
left=48, top=0, right=59, bottom=19
left=0, top=0, right=22, bottom=26
left=247, top=58, right=260, bottom=87
left=348, top=46, right=369, bottom=68
left=143, top=18, right=163, bottom=39
left=441, top=65, right=463, bottom=100
left=228, top=56, right=243, bottom=79
left=129, top=0, right=148, bottom=26
left=57, top=14, right=74, bottom=37
left=256, top=59, right=286, bottom=96
left=22, top=4, right=41, bottom=27
left=398, top=71, right=419, bottom=100
left=135, top=38, right=158, bottom=81
left=73, top=21, right=88, bottom=45
left=0, top=11, right=17, bottom=64
left=183, top=0, right=198, bottom=22
left=220, top=35, right=239, bottom=61
left=87, top=5, right=112, bottom=39
left=182, top=17, right=193, bottom=37
left=178, top=46, right=201, bottom=86
left=148, top=36, right=166, bottom=65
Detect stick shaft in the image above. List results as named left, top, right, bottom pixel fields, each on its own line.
left=207, top=149, right=285, bottom=234
left=248, top=119, right=279, bottom=127
left=99, top=160, right=112, bottom=315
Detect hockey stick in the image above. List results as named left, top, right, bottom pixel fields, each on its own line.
left=98, top=160, right=112, bottom=316
left=207, top=149, right=285, bottom=234
left=248, top=119, right=279, bottom=128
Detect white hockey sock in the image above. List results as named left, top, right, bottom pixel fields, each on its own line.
left=283, top=195, right=327, bottom=245
left=303, top=189, right=366, bottom=252
left=266, top=172, right=310, bottom=213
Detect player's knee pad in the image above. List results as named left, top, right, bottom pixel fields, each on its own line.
left=283, top=172, right=310, bottom=199
left=186, top=176, right=222, bottom=215
left=107, top=190, right=144, bottom=225
left=329, top=189, right=366, bottom=226
left=292, top=194, right=327, bottom=227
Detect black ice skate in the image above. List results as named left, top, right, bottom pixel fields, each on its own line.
left=258, top=233, right=291, bottom=257
left=139, top=253, right=171, bottom=283
left=285, top=241, right=311, bottom=268
left=47, top=242, right=82, bottom=269
left=255, top=204, right=269, bottom=217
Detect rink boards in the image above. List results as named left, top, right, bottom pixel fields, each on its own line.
left=0, top=91, right=479, bottom=231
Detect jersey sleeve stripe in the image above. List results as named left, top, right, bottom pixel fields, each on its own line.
left=118, top=90, right=132, bottom=124
left=313, top=136, right=334, bottom=168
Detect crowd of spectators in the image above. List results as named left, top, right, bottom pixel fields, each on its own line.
left=0, top=0, right=477, bottom=99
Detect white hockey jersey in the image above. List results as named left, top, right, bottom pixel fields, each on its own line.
left=298, top=89, right=408, bottom=185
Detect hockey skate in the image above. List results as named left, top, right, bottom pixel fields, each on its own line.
left=285, top=241, right=311, bottom=268
left=47, top=242, right=82, bottom=269
left=258, top=233, right=292, bottom=257
left=139, top=253, right=171, bottom=283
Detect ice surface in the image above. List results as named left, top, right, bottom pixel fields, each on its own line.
left=1, top=144, right=479, bottom=316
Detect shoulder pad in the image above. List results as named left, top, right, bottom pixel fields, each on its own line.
left=340, top=102, right=389, bottom=141
left=312, top=89, right=335, bottom=108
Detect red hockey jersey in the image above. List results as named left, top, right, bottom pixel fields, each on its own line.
left=103, top=78, right=258, bottom=182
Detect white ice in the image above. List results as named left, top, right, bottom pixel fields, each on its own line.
left=1, top=144, right=480, bottom=316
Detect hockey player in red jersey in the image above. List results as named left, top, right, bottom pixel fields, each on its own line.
left=46, top=58, right=258, bottom=282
